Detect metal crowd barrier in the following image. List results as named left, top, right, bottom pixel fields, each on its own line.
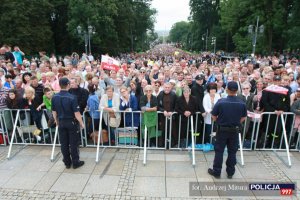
left=5, top=108, right=85, bottom=160
left=3, top=107, right=299, bottom=167
left=253, top=112, right=298, bottom=167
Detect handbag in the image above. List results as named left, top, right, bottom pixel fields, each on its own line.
left=108, top=112, right=120, bottom=127
left=109, top=117, right=120, bottom=127
left=90, top=129, right=108, bottom=144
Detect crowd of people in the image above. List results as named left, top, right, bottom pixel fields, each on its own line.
left=0, top=43, right=299, bottom=148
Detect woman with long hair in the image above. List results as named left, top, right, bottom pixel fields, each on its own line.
left=23, top=86, right=43, bottom=141
left=202, top=83, right=221, bottom=143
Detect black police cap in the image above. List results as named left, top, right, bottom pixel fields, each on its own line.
left=59, top=77, right=70, bottom=87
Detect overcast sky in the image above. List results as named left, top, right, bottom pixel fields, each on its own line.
left=151, top=0, right=190, bottom=31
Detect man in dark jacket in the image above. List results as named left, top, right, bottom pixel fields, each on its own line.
left=157, top=82, right=177, bottom=147
left=31, top=76, right=44, bottom=106
left=69, top=78, right=89, bottom=114
left=191, top=74, right=206, bottom=143
left=260, top=75, right=290, bottom=148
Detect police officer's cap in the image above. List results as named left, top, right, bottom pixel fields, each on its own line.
left=227, top=81, right=238, bottom=91
left=59, top=77, right=70, bottom=87
left=195, top=74, right=205, bottom=80
left=273, top=75, right=281, bottom=81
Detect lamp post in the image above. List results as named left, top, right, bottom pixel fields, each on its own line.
left=211, top=37, right=216, bottom=54
left=76, top=20, right=95, bottom=55
left=248, top=16, right=264, bottom=56
left=201, top=29, right=208, bottom=51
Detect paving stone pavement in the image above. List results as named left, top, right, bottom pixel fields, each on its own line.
left=0, top=145, right=299, bottom=200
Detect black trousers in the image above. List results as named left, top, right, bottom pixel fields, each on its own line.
left=213, top=129, right=239, bottom=176
left=58, top=119, right=81, bottom=166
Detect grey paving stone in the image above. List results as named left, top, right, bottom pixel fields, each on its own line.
left=276, top=163, right=300, bottom=180
left=92, top=160, right=110, bottom=175
left=83, top=175, right=120, bottom=195
left=105, top=160, right=125, bottom=176
left=2, top=171, right=46, bottom=190
left=237, top=163, right=276, bottom=180
left=49, top=159, right=66, bottom=173
left=0, top=155, right=35, bottom=171
left=166, top=177, right=198, bottom=198
left=34, top=172, right=61, bottom=191
left=22, top=155, right=55, bottom=172
left=135, top=161, right=165, bottom=177
left=138, top=153, right=165, bottom=161
left=50, top=173, right=90, bottom=193
left=132, top=177, right=165, bottom=197
left=166, top=161, right=196, bottom=178
left=0, top=169, right=18, bottom=187
left=165, top=154, right=194, bottom=162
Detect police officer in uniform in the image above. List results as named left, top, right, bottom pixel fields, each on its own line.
left=208, top=81, right=247, bottom=179
left=52, top=78, right=85, bottom=169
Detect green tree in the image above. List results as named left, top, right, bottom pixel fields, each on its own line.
left=220, top=0, right=293, bottom=53
left=49, top=0, right=72, bottom=54
left=287, top=0, right=300, bottom=51
left=169, top=21, right=191, bottom=48
left=0, top=0, right=53, bottom=54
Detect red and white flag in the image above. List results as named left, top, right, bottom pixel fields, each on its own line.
left=264, top=84, right=289, bottom=95
left=101, top=55, right=120, bottom=71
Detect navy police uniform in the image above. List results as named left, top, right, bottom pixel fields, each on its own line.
left=52, top=78, right=83, bottom=168
left=209, top=81, right=247, bottom=178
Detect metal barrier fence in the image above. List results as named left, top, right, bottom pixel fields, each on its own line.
left=83, top=110, right=166, bottom=149
left=3, top=108, right=86, bottom=159
left=3, top=109, right=300, bottom=152
left=2, top=108, right=299, bottom=167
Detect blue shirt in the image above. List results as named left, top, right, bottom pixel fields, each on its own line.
left=108, top=99, right=113, bottom=108
left=52, top=90, right=79, bottom=119
left=211, top=96, right=247, bottom=126
left=13, top=51, right=23, bottom=64
left=87, top=94, right=100, bottom=119
left=4, top=81, right=16, bottom=89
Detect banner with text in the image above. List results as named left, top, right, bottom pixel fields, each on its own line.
left=101, top=55, right=120, bottom=71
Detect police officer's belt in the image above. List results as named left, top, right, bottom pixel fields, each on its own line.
left=218, top=125, right=239, bottom=133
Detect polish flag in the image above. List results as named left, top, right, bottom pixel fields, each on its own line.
left=264, top=84, right=289, bottom=95
left=101, top=55, right=120, bottom=71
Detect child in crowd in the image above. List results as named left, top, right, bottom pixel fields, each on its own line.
left=37, top=87, right=55, bottom=127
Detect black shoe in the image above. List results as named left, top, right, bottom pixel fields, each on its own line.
left=208, top=168, right=220, bottom=179
left=227, top=174, right=233, bottom=179
left=65, top=164, right=71, bottom=169
left=73, top=161, right=84, bottom=169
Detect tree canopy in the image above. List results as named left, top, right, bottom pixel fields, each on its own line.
left=170, top=0, right=300, bottom=54
left=0, top=0, right=157, bottom=55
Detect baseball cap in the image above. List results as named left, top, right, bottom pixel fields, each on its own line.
left=227, top=81, right=238, bottom=91
left=273, top=75, right=281, bottom=81
left=59, top=77, right=70, bottom=87
left=195, top=74, right=204, bottom=81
